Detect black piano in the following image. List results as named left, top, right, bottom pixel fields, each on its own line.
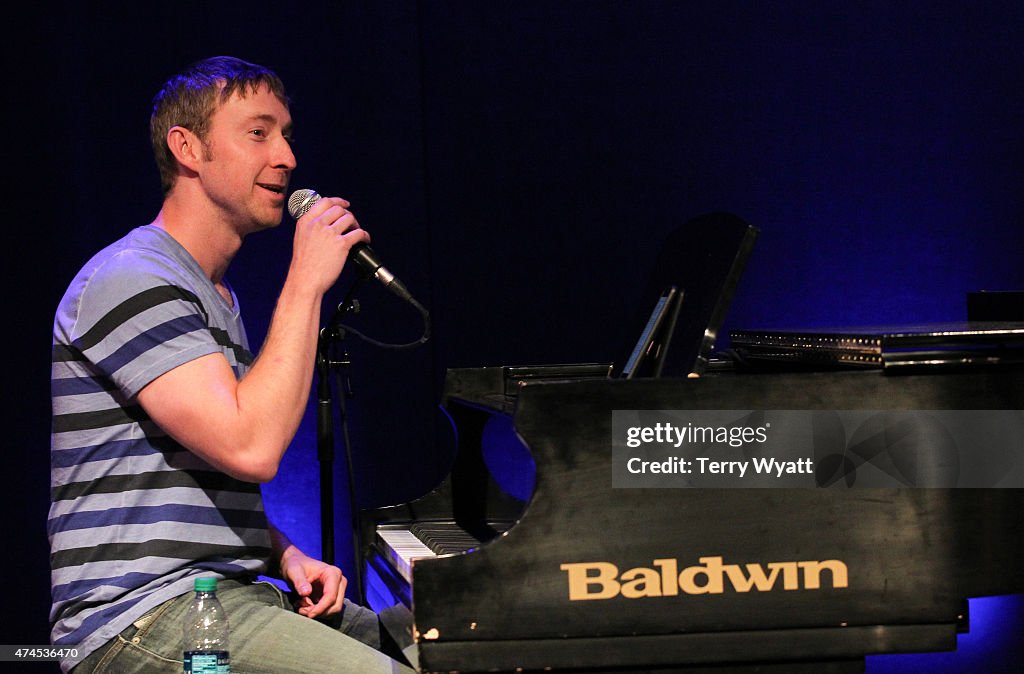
left=360, top=363, right=1024, bottom=673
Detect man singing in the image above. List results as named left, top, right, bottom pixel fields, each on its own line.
left=49, top=55, right=414, bottom=673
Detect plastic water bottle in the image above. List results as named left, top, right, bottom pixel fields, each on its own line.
left=183, top=577, right=230, bottom=674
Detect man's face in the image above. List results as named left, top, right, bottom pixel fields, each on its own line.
left=196, top=85, right=296, bottom=234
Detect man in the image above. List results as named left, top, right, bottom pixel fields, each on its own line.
left=49, top=56, right=414, bottom=673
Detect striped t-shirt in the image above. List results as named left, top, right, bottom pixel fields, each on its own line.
left=49, top=225, right=272, bottom=671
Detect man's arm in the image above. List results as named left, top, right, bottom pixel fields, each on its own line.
left=137, top=197, right=368, bottom=483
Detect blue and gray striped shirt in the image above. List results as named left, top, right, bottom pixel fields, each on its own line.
left=49, top=225, right=271, bottom=671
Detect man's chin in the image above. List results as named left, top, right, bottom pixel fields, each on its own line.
left=251, top=210, right=285, bottom=232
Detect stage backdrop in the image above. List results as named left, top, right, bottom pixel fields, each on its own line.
left=8, top=1, right=1023, bottom=670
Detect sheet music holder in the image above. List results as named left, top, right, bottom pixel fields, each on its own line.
left=620, top=285, right=682, bottom=378
left=618, top=212, right=759, bottom=378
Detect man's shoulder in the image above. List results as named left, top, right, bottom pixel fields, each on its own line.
left=90, top=226, right=195, bottom=279
left=70, top=227, right=205, bottom=299
left=56, top=227, right=208, bottom=334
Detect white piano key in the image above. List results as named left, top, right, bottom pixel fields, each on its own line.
left=377, top=527, right=437, bottom=583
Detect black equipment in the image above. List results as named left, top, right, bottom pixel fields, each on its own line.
left=361, top=365, right=1024, bottom=673
left=358, top=213, right=1022, bottom=671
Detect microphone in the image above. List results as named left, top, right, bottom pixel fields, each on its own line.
left=288, top=188, right=414, bottom=303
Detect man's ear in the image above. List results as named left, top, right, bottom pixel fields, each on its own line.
left=167, top=126, right=202, bottom=173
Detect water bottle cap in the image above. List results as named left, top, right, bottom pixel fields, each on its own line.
left=194, top=577, right=218, bottom=592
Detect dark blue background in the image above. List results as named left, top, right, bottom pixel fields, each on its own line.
left=7, top=1, right=1022, bottom=670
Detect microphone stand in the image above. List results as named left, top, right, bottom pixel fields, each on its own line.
left=314, top=273, right=431, bottom=607
left=315, top=279, right=366, bottom=604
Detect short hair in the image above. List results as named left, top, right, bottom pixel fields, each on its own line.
left=150, top=56, right=289, bottom=195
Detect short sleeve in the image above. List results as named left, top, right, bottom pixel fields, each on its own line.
left=61, top=252, right=223, bottom=399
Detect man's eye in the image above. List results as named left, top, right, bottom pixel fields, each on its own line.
left=250, top=129, right=266, bottom=138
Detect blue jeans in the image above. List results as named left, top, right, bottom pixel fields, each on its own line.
left=72, top=579, right=416, bottom=673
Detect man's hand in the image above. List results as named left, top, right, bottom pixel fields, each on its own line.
left=289, top=195, right=370, bottom=296
left=279, top=543, right=348, bottom=619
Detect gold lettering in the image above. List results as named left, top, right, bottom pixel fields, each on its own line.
left=620, top=566, right=662, bottom=598
left=653, top=558, right=678, bottom=596
left=799, top=560, right=849, bottom=589
left=679, top=556, right=725, bottom=594
left=561, top=562, right=620, bottom=600
left=563, top=557, right=849, bottom=600
left=773, top=561, right=801, bottom=590
left=724, top=563, right=783, bottom=592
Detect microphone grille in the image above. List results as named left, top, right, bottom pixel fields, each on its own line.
left=288, top=189, right=321, bottom=219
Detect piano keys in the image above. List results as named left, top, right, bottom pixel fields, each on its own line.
left=375, top=526, right=435, bottom=584
left=376, top=521, right=510, bottom=584
left=361, top=364, right=1024, bottom=673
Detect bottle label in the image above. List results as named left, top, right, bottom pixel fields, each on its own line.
left=183, top=650, right=229, bottom=674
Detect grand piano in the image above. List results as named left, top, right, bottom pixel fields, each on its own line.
left=360, top=215, right=1024, bottom=672
left=360, top=362, right=1024, bottom=673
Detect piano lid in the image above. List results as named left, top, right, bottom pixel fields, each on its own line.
left=730, top=321, right=1024, bottom=370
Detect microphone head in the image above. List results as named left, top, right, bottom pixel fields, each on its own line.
left=287, top=189, right=321, bottom=219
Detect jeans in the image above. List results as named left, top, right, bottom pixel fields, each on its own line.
left=71, top=579, right=416, bottom=673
